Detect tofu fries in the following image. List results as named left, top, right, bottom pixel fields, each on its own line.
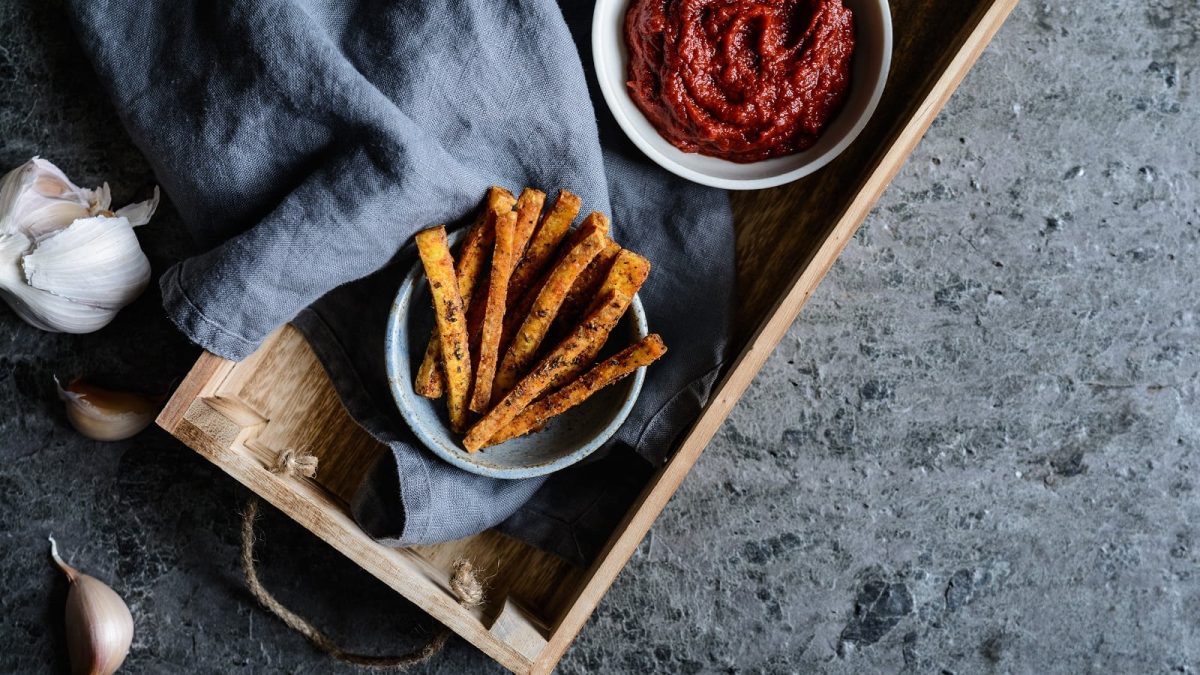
left=414, top=226, right=473, bottom=432
left=411, top=187, right=667, bottom=452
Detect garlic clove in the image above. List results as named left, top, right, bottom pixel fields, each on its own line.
left=0, top=233, right=102, bottom=332
left=56, top=377, right=161, bottom=441
left=23, top=216, right=151, bottom=309
left=0, top=218, right=150, bottom=333
left=0, top=158, right=105, bottom=240
left=17, top=200, right=93, bottom=242
left=49, top=536, right=133, bottom=675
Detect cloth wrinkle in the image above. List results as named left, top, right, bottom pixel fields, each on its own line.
left=161, top=267, right=258, bottom=358
left=634, top=361, right=727, bottom=451
left=66, top=0, right=735, bottom=566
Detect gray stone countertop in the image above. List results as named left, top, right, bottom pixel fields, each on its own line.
left=1, top=1, right=1197, bottom=673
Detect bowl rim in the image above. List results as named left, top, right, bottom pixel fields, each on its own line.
left=385, top=232, right=649, bottom=480
left=592, top=0, right=894, bottom=190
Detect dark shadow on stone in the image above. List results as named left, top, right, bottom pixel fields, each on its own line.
left=838, top=577, right=913, bottom=653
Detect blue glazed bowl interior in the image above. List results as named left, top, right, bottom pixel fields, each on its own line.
left=386, top=232, right=648, bottom=479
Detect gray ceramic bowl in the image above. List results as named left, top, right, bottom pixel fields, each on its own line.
left=386, top=232, right=648, bottom=479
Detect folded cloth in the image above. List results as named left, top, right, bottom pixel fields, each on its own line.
left=67, top=0, right=734, bottom=563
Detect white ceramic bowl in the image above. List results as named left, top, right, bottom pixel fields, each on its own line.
left=593, top=0, right=893, bottom=190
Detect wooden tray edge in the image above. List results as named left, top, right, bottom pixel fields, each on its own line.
left=157, top=354, right=543, bottom=675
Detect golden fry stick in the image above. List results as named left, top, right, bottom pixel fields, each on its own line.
left=415, top=226, right=472, bottom=432
left=463, top=290, right=630, bottom=452
left=412, top=334, right=446, bottom=398
left=470, top=209, right=519, bottom=412
left=512, top=188, right=546, bottom=258
left=508, top=189, right=581, bottom=304
left=501, top=211, right=610, bottom=351
left=493, top=225, right=608, bottom=399
left=414, top=187, right=515, bottom=397
left=546, top=249, right=650, bottom=391
left=486, top=334, right=667, bottom=446
left=553, top=239, right=622, bottom=337
left=464, top=188, right=543, bottom=366
left=466, top=188, right=544, bottom=376
left=414, top=204, right=493, bottom=398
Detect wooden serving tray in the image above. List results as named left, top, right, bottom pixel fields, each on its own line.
left=158, top=2, right=1018, bottom=672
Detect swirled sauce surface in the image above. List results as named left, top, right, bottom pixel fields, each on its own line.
left=626, top=0, right=856, bottom=163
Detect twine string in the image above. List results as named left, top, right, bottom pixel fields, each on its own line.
left=239, top=449, right=483, bottom=670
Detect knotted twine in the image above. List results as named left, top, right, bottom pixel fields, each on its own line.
left=240, top=448, right=484, bottom=670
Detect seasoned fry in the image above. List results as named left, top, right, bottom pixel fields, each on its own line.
left=552, top=239, right=622, bottom=337
left=470, top=209, right=519, bottom=412
left=486, top=334, right=667, bottom=446
left=464, top=188, right=544, bottom=377
left=412, top=335, right=445, bottom=398
left=512, top=188, right=546, bottom=258
left=414, top=187, right=515, bottom=397
left=463, top=290, right=630, bottom=452
left=508, top=189, right=581, bottom=304
left=465, top=189, right=544, bottom=383
left=415, top=226, right=473, bottom=432
left=493, top=224, right=608, bottom=398
left=547, top=249, right=650, bottom=391
left=501, top=212, right=611, bottom=349
left=586, top=249, right=650, bottom=315
left=414, top=198, right=496, bottom=398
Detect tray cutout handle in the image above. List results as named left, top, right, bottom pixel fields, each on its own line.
left=486, top=598, right=550, bottom=663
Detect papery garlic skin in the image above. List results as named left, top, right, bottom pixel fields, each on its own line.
left=0, top=218, right=151, bottom=333
left=49, top=536, right=134, bottom=675
left=0, top=158, right=158, bottom=333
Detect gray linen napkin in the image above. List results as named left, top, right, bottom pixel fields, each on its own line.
left=67, top=0, right=734, bottom=564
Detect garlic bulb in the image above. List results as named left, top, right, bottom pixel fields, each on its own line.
left=0, top=157, right=159, bottom=333
left=49, top=536, right=134, bottom=675
left=56, top=377, right=161, bottom=441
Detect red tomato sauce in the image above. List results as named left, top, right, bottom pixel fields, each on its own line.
left=625, top=0, right=856, bottom=163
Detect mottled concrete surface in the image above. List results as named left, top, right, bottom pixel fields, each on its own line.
left=1, top=1, right=1197, bottom=673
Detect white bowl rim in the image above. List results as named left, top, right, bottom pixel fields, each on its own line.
left=592, top=0, right=894, bottom=191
